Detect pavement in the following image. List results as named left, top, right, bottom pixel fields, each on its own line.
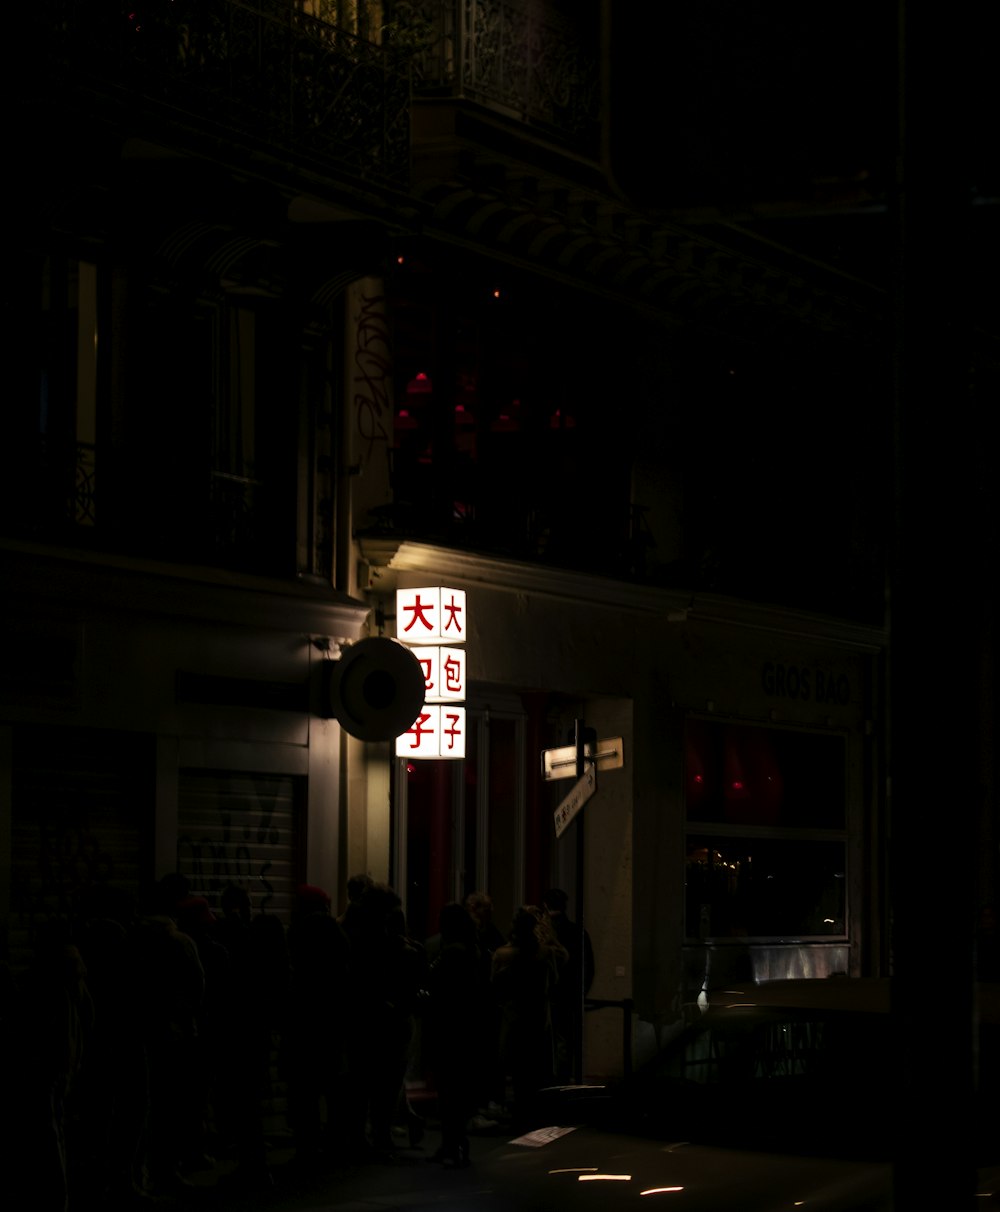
left=135, top=1093, right=523, bottom=1212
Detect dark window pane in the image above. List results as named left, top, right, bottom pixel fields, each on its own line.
left=685, top=835, right=846, bottom=938
left=686, top=720, right=845, bottom=828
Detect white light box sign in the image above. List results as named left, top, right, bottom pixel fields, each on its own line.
left=412, top=646, right=466, bottom=702
left=395, top=705, right=467, bottom=760
left=396, top=587, right=467, bottom=645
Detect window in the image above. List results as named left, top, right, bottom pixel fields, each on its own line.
left=129, top=287, right=297, bottom=575
left=684, top=719, right=847, bottom=939
left=385, top=250, right=633, bottom=572
left=5, top=254, right=101, bottom=536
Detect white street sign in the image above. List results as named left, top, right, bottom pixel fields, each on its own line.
left=553, top=765, right=597, bottom=838
left=542, top=737, right=625, bottom=781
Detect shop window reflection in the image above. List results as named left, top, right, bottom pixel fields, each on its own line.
left=685, top=836, right=846, bottom=939
left=684, top=718, right=848, bottom=942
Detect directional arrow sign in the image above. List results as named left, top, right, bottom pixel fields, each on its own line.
left=553, top=765, right=596, bottom=838
left=542, top=737, right=624, bottom=781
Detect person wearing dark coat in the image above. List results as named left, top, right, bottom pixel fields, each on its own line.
left=541, top=888, right=596, bottom=1082
left=73, top=890, right=146, bottom=1206
left=130, top=879, right=206, bottom=1198
left=491, top=906, right=568, bottom=1130
left=8, top=918, right=95, bottom=1212
left=282, top=883, right=352, bottom=1167
left=463, top=890, right=507, bottom=1118
left=174, top=894, right=229, bottom=1174
left=211, top=884, right=277, bottom=1191
left=336, top=871, right=374, bottom=947
left=424, top=902, right=491, bottom=1168
left=346, top=883, right=427, bottom=1157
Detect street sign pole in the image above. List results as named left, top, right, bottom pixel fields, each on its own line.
left=542, top=724, right=625, bottom=1086
left=573, top=718, right=586, bottom=1085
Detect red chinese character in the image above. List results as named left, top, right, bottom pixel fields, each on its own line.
left=419, top=657, right=435, bottom=693
left=442, top=654, right=463, bottom=695
left=403, top=711, right=434, bottom=749
left=402, top=594, right=436, bottom=635
left=442, top=594, right=463, bottom=636
left=442, top=712, right=463, bottom=751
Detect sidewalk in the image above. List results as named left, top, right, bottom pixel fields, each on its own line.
left=149, top=1092, right=518, bottom=1212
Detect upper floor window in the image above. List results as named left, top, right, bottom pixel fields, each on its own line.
left=130, top=286, right=299, bottom=575
left=3, top=254, right=101, bottom=537
left=384, top=250, right=633, bottom=573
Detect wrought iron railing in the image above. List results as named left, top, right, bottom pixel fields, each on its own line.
left=404, top=0, right=601, bottom=155
left=36, top=0, right=601, bottom=191
left=7, top=438, right=98, bottom=533
left=36, top=0, right=412, bottom=186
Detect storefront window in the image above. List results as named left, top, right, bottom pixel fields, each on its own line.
left=685, top=835, right=846, bottom=938
left=684, top=720, right=847, bottom=939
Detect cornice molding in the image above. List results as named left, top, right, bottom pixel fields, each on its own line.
left=358, top=538, right=886, bottom=653
left=1, top=540, right=370, bottom=639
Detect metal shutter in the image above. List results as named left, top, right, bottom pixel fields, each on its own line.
left=176, top=770, right=301, bottom=923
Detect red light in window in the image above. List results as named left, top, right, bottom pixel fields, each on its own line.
left=406, top=763, right=416, bottom=774
left=693, top=774, right=704, bottom=784
left=407, top=372, right=432, bottom=395
left=731, top=780, right=744, bottom=791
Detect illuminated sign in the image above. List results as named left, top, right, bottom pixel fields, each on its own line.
left=396, top=704, right=467, bottom=760
left=396, top=586, right=466, bottom=645
left=395, top=587, right=467, bottom=759
left=411, top=646, right=466, bottom=702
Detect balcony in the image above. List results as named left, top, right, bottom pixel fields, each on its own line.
left=32, top=0, right=412, bottom=188
left=407, top=0, right=602, bottom=157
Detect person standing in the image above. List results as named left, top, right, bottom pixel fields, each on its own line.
left=463, top=891, right=506, bottom=1121
left=130, top=877, right=206, bottom=1198
left=9, top=917, right=95, bottom=1212
left=282, top=884, right=351, bottom=1168
left=541, top=888, right=595, bottom=1082
left=424, top=902, right=489, bottom=1168
left=350, top=883, right=426, bottom=1158
left=211, top=884, right=276, bottom=1191
left=491, top=906, right=568, bottom=1130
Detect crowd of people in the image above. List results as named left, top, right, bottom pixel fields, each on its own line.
left=0, top=873, right=594, bottom=1209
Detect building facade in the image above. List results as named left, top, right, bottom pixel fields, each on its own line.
left=3, top=0, right=900, bottom=1080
